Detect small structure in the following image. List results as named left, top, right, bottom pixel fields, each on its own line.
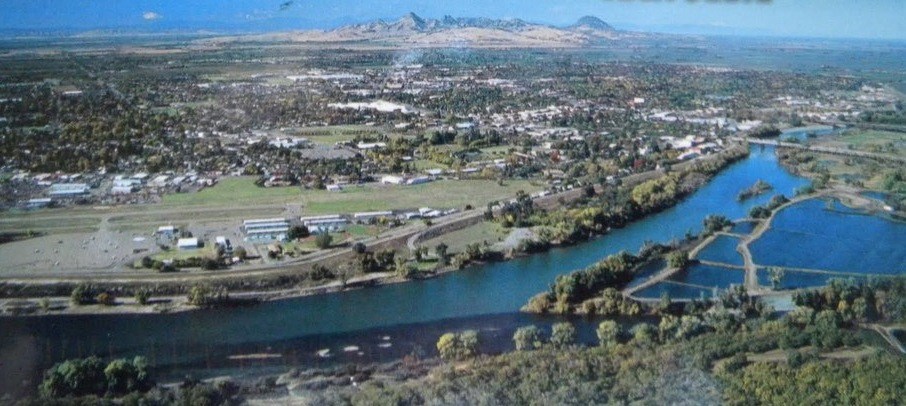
left=301, top=214, right=348, bottom=234
left=24, top=198, right=52, bottom=209
left=326, top=184, right=343, bottom=192
left=214, top=236, right=231, bottom=250
left=380, top=175, right=405, bottom=185
left=156, top=225, right=178, bottom=238
left=407, top=176, right=431, bottom=185
left=177, top=238, right=200, bottom=250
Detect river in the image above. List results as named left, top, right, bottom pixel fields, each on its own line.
left=0, top=145, right=817, bottom=393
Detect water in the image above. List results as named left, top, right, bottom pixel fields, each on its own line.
left=0, top=145, right=870, bottom=393
left=695, top=235, right=744, bottom=266
left=730, top=221, right=757, bottom=235
left=632, top=282, right=715, bottom=300
left=670, top=264, right=745, bottom=287
left=780, top=125, right=838, bottom=142
left=749, top=198, right=906, bottom=274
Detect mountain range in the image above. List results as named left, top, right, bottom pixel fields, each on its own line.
left=203, top=13, right=630, bottom=48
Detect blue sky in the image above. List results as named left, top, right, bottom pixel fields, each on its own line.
left=1, top=0, right=904, bottom=40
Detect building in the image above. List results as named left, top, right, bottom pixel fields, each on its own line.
left=214, top=236, right=231, bottom=250
left=49, top=183, right=89, bottom=197
left=24, top=198, right=52, bottom=209
left=156, top=226, right=178, bottom=238
left=301, top=214, right=348, bottom=234
left=353, top=211, right=394, bottom=223
left=243, top=218, right=290, bottom=242
left=407, top=176, right=432, bottom=185
left=326, top=184, right=343, bottom=192
left=380, top=175, right=405, bottom=185
left=177, top=238, right=200, bottom=249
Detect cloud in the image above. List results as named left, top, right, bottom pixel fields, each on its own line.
left=143, top=11, right=162, bottom=21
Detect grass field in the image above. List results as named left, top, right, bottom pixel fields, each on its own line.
left=299, top=180, right=542, bottom=215
left=291, top=125, right=384, bottom=145
left=162, top=177, right=541, bottom=215
left=420, top=221, right=508, bottom=254
left=821, top=130, right=905, bottom=155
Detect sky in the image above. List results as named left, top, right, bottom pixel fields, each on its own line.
left=1, top=0, right=904, bottom=40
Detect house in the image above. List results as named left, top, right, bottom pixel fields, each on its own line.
left=177, top=238, right=200, bottom=250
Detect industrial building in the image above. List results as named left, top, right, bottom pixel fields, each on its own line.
left=352, top=211, right=394, bottom=223
left=301, top=214, right=348, bottom=234
left=243, top=218, right=290, bottom=242
left=48, top=183, right=89, bottom=197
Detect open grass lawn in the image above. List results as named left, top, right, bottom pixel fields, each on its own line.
left=420, top=221, right=508, bottom=254
left=292, top=125, right=384, bottom=145
left=300, top=179, right=543, bottom=215
left=822, top=130, right=905, bottom=155
left=162, top=177, right=540, bottom=214
left=161, top=177, right=301, bottom=207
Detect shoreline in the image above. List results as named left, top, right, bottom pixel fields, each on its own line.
left=0, top=145, right=751, bottom=318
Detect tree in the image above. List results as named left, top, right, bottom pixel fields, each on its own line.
left=352, top=242, right=367, bottom=254
left=104, top=356, right=151, bottom=395
left=288, top=225, right=310, bottom=240
left=314, top=232, right=333, bottom=249
left=667, top=251, right=690, bottom=270
left=70, top=284, right=94, bottom=306
left=436, top=330, right=480, bottom=361
left=550, top=322, right=577, bottom=349
left=95, top=292, right=116, bottom=306
left=233, top=246, right=247, bottom=260
left=630, top=323, right=657, bottom=346
left=768, top=267, right=786, bottom=290
left=435, top=242, right=449, bottom=265
left=596, top=320, right=622, bottom=347
left=39, top=356, right=107, bottom=398
left=513, top=325, right=545, bottom=351
left=187, top=285, right=228, bottom=307
left=134, top=289, right=151, bottom=305
left=436, top=333, right=459, bottom=361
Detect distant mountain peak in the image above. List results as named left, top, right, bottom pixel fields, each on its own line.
left=395, top=12, right=427, bottom=30
left=572, top=16, right=614, bottom=31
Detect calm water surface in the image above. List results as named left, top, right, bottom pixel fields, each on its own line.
left=9, top=145, right=901, bottom=394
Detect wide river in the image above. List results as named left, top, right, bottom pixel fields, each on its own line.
left=0, top=145, right=842, bottom=390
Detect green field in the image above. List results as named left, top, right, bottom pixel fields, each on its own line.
left=823, top=130, right=905, bottom=155
left=299, top=180, right=542, bottom=215
left=161, top=177, right=301, bottom=207
left=161, top=177, right=542, bottom=215
left=420, top=221, right=508, bottom=254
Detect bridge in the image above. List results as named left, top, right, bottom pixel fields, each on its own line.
left=738, top=137, right=906, bottom=163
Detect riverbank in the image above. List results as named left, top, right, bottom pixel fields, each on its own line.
left=0, top=144, right=750, bottom=317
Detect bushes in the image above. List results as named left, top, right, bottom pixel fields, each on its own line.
left=513, top=325, right=545, bottom=351
left=39, top=356, right=152, bottom=399
left=437, top=330, right=480, bottom=360
left=550, top=322, right=577, bottom=349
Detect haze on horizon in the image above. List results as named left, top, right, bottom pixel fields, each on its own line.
left=1, top=0, right=904, bottom=41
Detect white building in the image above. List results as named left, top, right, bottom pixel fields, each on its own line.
left=381, top=175, right=405, bottom=185
left=243, top=218, right=290, bottom=242
left=49, top=183, right=89, bottom=196
left=301, top=214, right=348, bottom=234
left=177, top=238, right=200, bottom=249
